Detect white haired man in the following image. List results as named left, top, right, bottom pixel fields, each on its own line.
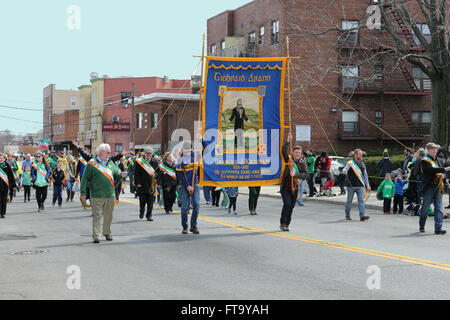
left=80, top=144, right=127, bottom=243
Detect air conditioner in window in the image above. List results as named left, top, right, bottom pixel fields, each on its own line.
left=112, top=116, right=120, bottom=123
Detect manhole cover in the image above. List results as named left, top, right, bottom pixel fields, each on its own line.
left=9, top=249, right=48, bottom=255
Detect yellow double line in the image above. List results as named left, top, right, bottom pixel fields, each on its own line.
left=121, top=199, right=450, bottom=272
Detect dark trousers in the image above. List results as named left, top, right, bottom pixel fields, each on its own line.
left=35, top=186, right=48, bottom=207
left=52, top=184, right=63, bottom=206
left=393, top=194, right=404, bottom=213
left=115, top=183, right=122, bottom=201
left=23, top=185, right=31, bottom=201
left=307, top=173, right=315, bottom=196
left=228, top=196, right=237, bottom=211
left=163, top=185, right=176, bottom=212
left=139, top=193, right=154, bottom=217
left=9, top=185, right=14, bottom=201
left=383, top=197, right=392, bottom=213
left=0, top=192, right=8, bottom=216
left=248, top=186, right=261, bottom=211
left=212, top=190, right=221, bottom=206
left=280, top=188, right=298, bottom=226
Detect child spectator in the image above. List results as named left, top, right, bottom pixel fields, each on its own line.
left=50, top=160, right=66, bottom=208
left=377, top=173, right=395, bottom=215
left=22, top=165, right=31, bottom=202
left=225, top=187, right=238, bottom=215
left=393, top=173, right=405, bottom=214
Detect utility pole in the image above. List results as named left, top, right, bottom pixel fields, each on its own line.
left=129, top=83, right=135, bottom=152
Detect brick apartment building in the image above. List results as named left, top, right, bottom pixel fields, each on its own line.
left=207, top=0, right=433, bottom=154
left=51, top=109, right=79, bottom=151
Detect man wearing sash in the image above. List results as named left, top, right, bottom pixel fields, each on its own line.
left=418, top=143, right=450, bottom=235
left=176, top=142, right=201, bottom=234
left=0, top=153, right=16, bottom=218
left=134, top=147, right=157, bottom=221
left=279, top=144, right=308, bottom=231
left=158, top=152, right=177, bottom=214
left=80, top=144, right=126, bottom=243
left=343, top=149, right=371, bottom=221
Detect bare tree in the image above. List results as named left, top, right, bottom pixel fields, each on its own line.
left=283, top=0, right=449, bottom=146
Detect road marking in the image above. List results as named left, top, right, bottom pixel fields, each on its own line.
left=120, top=199, right=450, bottom=272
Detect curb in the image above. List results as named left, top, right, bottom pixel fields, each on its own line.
left=238, top=192, right=382, bottom=210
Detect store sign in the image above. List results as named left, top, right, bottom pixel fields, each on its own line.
left=103, top=123, right=131, bottom=131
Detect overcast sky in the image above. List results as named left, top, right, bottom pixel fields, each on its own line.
left=0, top=0, right=249, bottom=134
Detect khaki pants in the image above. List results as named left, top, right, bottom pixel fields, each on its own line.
left=91, top=198, right=115, bottom=240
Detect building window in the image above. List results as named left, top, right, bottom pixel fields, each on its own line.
left=413, top=23, right=431, bottom=46
left=375, top=65, right=384, bottom=80
left=271, top=20, right=279, bottom=45
left=342, top=20, right=359, bottom=46
left=412, top=67, right=431, bottom=91
left=211, top=44, right=216, bottom=55
left=71, top=96, right=76, bottom=107
left=151, top=112, right=158, bottom=129
left=342, top=110, right=359, bottom=134
left=341, top=66, right=359, bottom=91
left=412, top=111, right=431, bottom=124
left=375, top=111, right=383, bottom=125
left=137, top=112, right=143, bottom=129
left=115, top=144, right=123, bottom=153
left=248, top=32, right=256, bottom=47
left=258, top=26, right=265, bottom=45
left=220, top=40, right=226, bottom=51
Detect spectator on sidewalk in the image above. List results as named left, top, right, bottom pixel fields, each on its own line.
left=377, top=173, right=395, bottom=215
left=378, top=152, right=392, bottom=177
left=306, top=150, right=316, bottom=197
left=393, top=173, right=405, bottom=214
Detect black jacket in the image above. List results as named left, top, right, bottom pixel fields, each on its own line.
left=158, top=160, right=177, bottom=188
left=0, top=162, right=16, bottom=193
left=134, top=158, right=157, bottom=195
left=50, top=168, right=66, bottom=186
left=229, top=106, right=248, bottom=130
left=419, top=156, right=446, bottom=191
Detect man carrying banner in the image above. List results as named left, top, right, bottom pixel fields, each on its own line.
left=176, top=141, right=201, bottom=234
left=135, top=147, right=158, bottom=221
left=279, top=144, right=308, bottom=232
left=418, top=143, right=450, bottom=235
left=80, top=143, right=126, bottom=244
left=342, top=149, right=371, bottom=221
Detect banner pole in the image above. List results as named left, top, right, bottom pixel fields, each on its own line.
left=286, top=36, right=295, bottom=194
left=192, top=33, right=205, bottom=192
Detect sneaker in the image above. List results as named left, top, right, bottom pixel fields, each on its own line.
left=182, top=227, right=188, bottom=234
left=435, top=230, right=447, bottom=235
left=360, top=216, right=370, bottom=221
left=139, top=212, right=144, bottom=219
left=205, top=201, right=211, bottom=205
left=52, top=203, right=55, bottom=207
left=345, top=216, right=352, bottom=220
left=93, top=239, right=100, bottom=244
left=419, top=227, right=425, bottom=233
left=190, top=226, right=199, bottom=234
left=105, top=235, right=113, bottom=241
left=227, top=208, right=231, bottom=214
left=233, top=211, right=237, bottom=215
left=147, top=216, right=153, bottom=221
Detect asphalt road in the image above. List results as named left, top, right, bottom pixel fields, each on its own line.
left=1, top=188, right=450, bottom=300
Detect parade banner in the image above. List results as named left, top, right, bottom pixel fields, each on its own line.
left=200, top=57, right=287, bottom=187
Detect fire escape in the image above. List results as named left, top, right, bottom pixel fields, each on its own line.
left=338, top=2, right=431, bottom=141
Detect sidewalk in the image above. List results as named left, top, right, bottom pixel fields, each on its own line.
left=239, top=186, right=383, bottom=210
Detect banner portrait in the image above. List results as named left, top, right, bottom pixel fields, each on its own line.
left=200, top=57, right=287, bottom=187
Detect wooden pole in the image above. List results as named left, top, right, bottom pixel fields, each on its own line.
left=191, top=33, right=205, bottom=194
left=286, top=36, right=295, bottom=194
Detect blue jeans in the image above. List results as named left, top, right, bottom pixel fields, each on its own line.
left=203, top=186, right=212, bottom=203
left=345, top=187, right=366, bottom=218
left=419, top=187, right=443, bottom=231
left=296, top=180, right=304, bottom=205
left=179, top=185, right=200, bottom=228
left=52, top=184, right=63, bottom=205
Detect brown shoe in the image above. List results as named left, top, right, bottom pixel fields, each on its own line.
left=360, top=216, right=370, bottom=221
left=280, top=224, right=287, bottom=231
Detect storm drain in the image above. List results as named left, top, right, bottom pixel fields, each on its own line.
left=9, top=249, right=48, bottom=255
